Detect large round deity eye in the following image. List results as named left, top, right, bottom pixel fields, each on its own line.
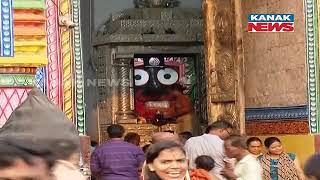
left=134, top=69, right=149, bottom=86
left=157, top=68, right=178, bottom=85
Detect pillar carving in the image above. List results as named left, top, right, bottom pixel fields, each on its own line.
left=115, top=59, right=137, bottom=123
left=0, top=0, right=47, bottom=126
left=111, top=65, right=119, bottom=124
left=203, top=0, right=245, bottom=133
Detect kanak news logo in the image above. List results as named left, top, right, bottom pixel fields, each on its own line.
left=248, top=14, right=294, bottom=32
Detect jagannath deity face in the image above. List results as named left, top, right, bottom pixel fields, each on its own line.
left=134, top=57, right=179, bottom=96
left=134, top=56, right=183, bottom=124
left=134, top=56, right=194, bottom=130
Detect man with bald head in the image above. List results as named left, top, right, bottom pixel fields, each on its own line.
left=151, top=132, right=180, bottom=144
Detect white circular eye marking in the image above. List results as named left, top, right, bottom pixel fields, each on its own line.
left=134, top=69, right=149, bottom=86
left=157, top=68, right=178, bottom=85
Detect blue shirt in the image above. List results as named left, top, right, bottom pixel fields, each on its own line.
left=91, top=139, right=145, bottom=180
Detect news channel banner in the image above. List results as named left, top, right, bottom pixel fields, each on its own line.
left=248, top=14, right=294, bottom=32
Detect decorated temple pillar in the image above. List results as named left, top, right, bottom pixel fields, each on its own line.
left=115, top=58, right=136, bottom=123
left=202, top=0, right=245, bottom=133
left=0, top=0, right=86, bottom=131
left=0, top=0, right=89, bottom=168
left=0, top=0, right=47, bottom=126
left=111, top=64, right=119, bottom=124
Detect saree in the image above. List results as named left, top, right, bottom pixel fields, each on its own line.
left=259, top=153, right=298, bottom=180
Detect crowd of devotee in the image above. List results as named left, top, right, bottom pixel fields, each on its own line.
left=90, top=121, right=320, bottom=180
left=0, top=88, right=320, bottom=180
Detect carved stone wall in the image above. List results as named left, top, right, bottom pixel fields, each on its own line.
left=246, top=120, right=309, bottom=135
left=242, top=0, right=307, bottom=108
left=203, top=0, right=245, bottom=132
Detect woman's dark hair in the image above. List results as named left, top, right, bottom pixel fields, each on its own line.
left=146, top=141, right=185, bottom=163
left=264, top=137, right=281, bottom=148
left=145, top=141, right=185, bottom=180
left=304, top=154, right=320, bottom=180
left=107, top=124, right=125, bottom=138
left=195, top=155, right=215, bottom=171
left=247, top=137, right=262, bottom=146
left=142, top=144, right=151, bottom=153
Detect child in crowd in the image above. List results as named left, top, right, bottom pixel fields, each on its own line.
left=190, top=155, right=216, bottom=180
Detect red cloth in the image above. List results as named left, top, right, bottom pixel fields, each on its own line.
left=190, top=169, right=213, bottom=180
left=134, top=89, right=175, bottom=122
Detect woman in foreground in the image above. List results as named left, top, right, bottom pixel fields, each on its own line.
left=144, top=141, right=189, bottom=180
left=259, top=137, right=305, bottom=180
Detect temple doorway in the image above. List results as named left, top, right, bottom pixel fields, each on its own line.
left=92, top=0, right=206, bottom=143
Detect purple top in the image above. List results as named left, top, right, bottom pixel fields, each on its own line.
left=91, top=139, right=145, bottom=180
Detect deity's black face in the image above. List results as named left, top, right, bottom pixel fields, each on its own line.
left=134, top=57, right=179, bottom=96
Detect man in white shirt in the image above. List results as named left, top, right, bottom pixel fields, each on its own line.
left=184, top=120, right=234, bottom=180
left=221, top=135, right=262, bottom=180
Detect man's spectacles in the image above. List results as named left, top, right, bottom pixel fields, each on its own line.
left=224, top=129, right=232, bottom=135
